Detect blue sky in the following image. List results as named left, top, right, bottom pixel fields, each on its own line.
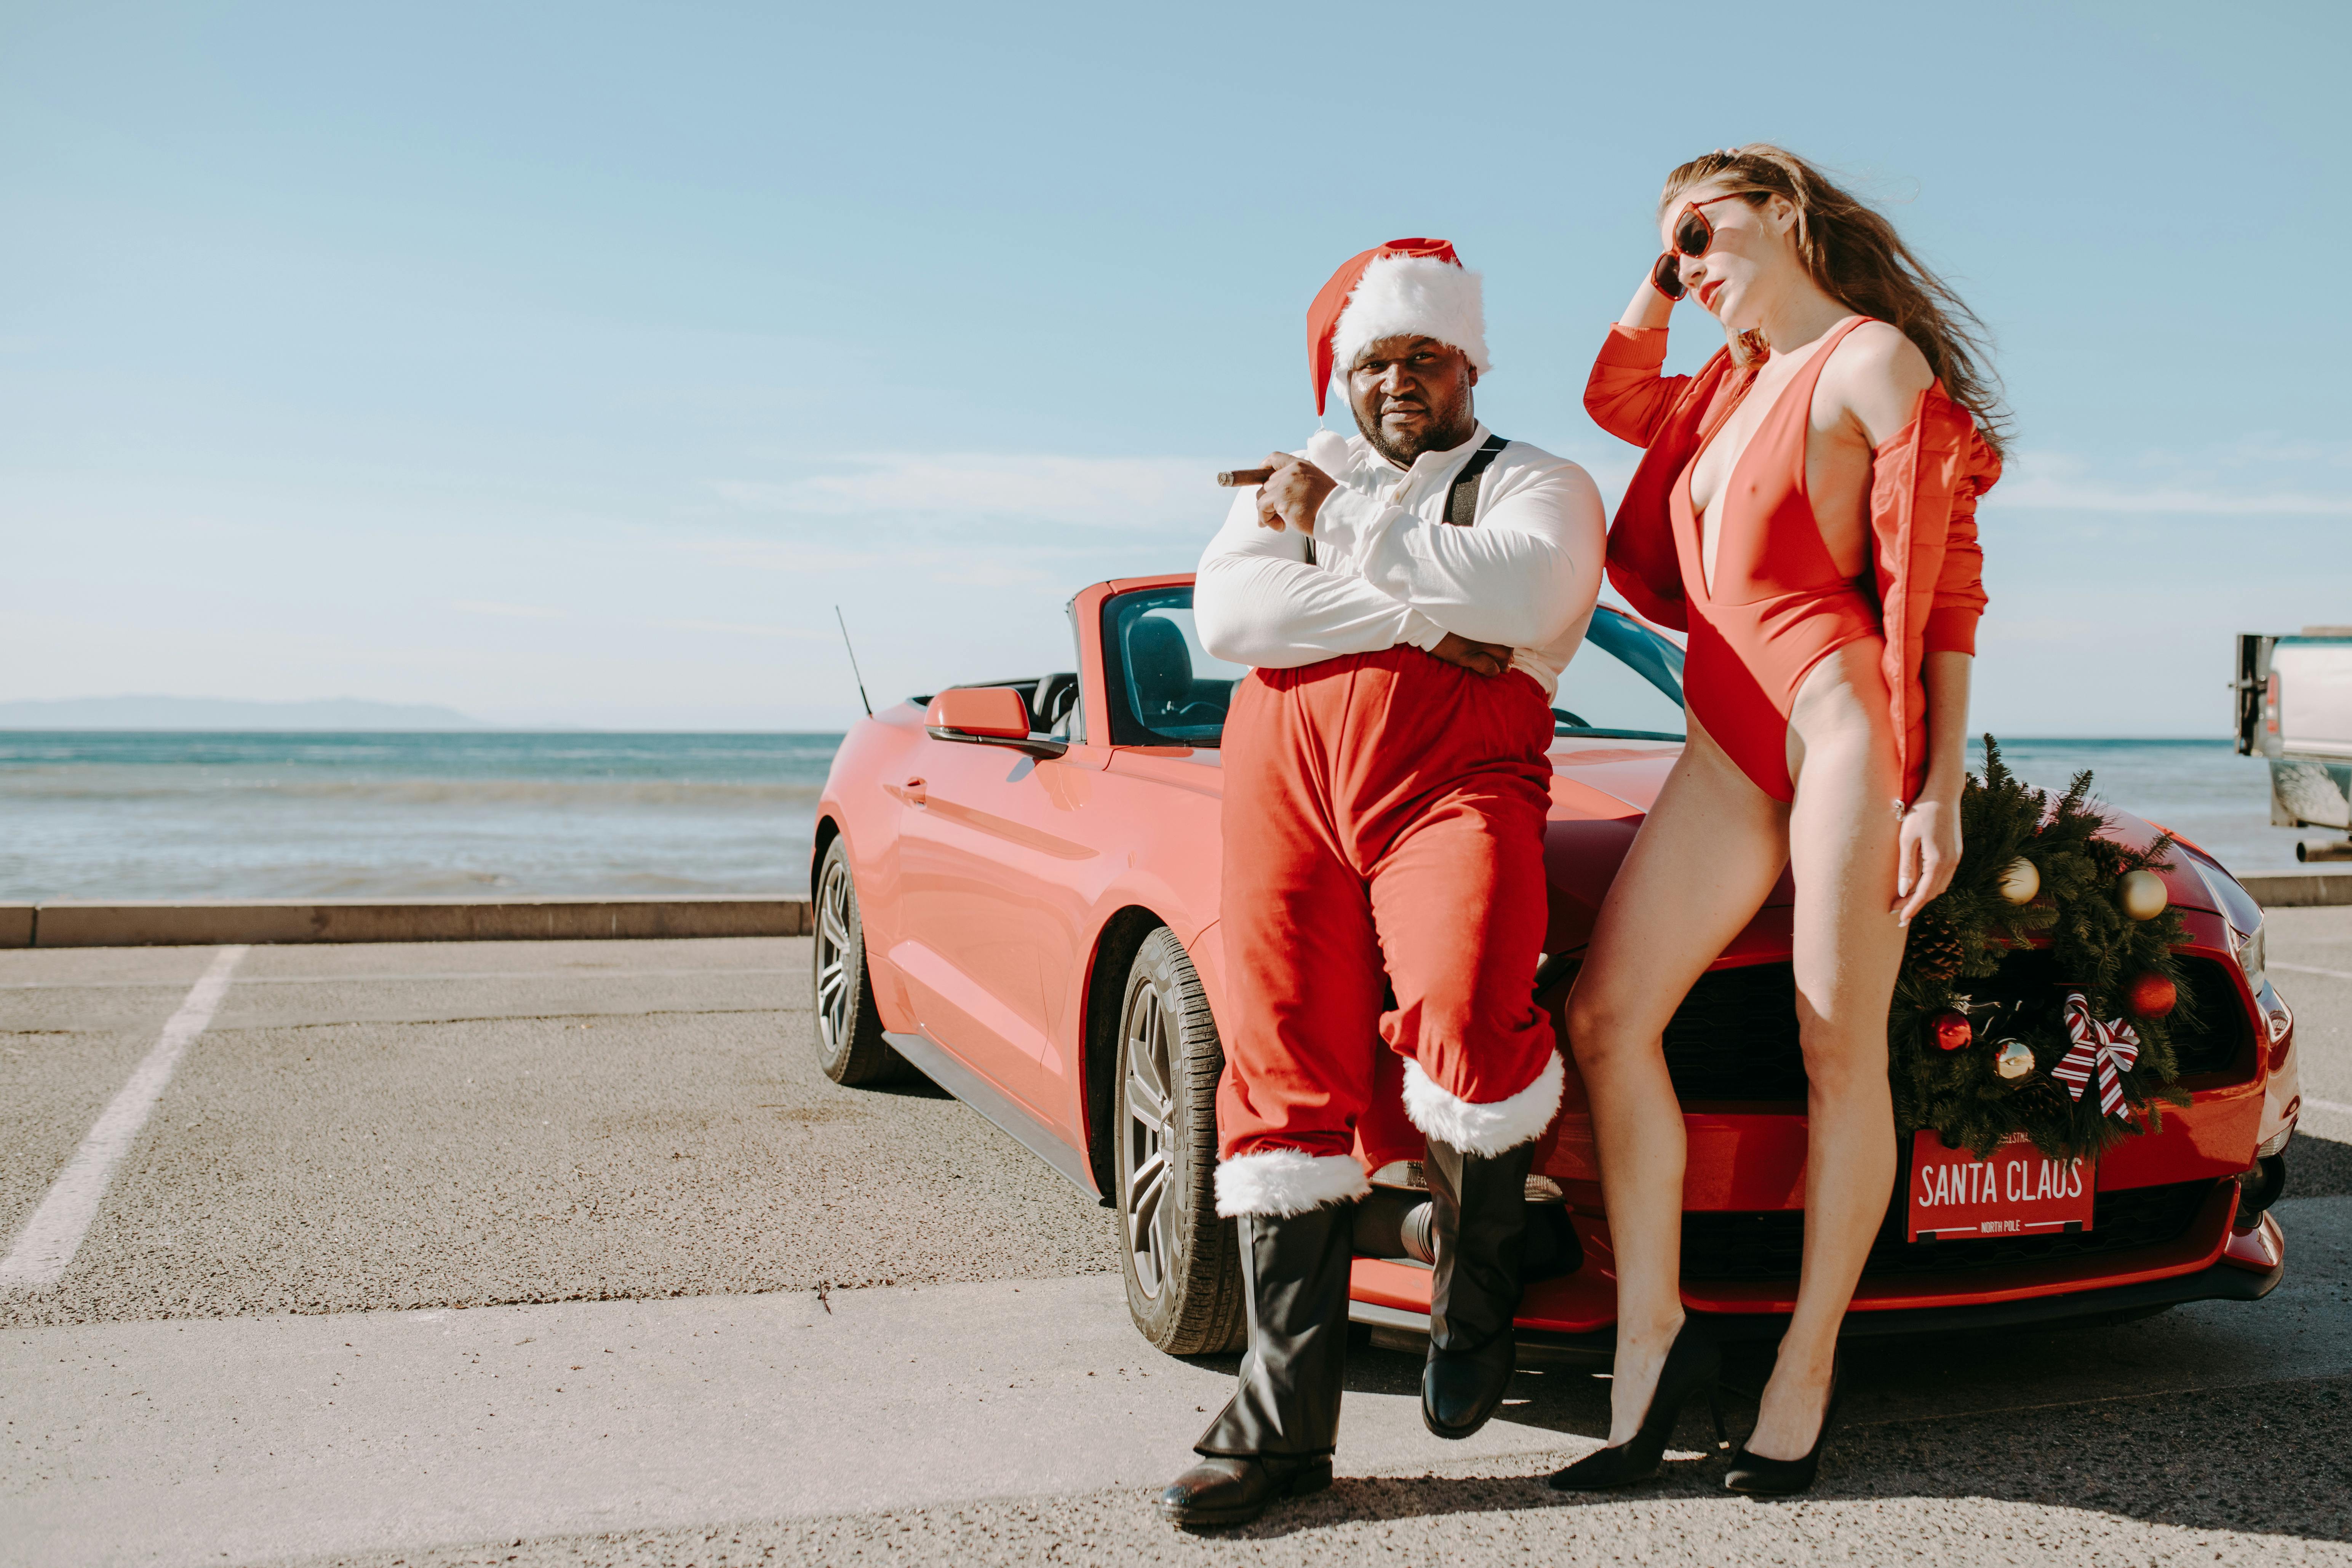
left=3, top=0, right=2346, bottom=731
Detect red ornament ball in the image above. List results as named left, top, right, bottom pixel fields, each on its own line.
left=2125, top=972, right=2178, bottom=1018
left=1931, top=1009, right=1974, bottom=1052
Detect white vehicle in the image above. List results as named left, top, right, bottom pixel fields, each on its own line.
left=2236, top=628, right=2352, bottom=860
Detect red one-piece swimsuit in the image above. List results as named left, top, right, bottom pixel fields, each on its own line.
left=1669, top=315, right=1885, bottom=802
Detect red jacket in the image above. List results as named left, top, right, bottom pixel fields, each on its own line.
left=1585, top=323, right=1997, bottom=802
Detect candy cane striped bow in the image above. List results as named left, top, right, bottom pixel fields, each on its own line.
left=2055, top=991, right=2140, bottom=1118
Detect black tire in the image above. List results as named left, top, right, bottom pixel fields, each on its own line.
left=1114, top=928, right=1244, bottom=1354
left=812, top=837, right=908, bottom=1086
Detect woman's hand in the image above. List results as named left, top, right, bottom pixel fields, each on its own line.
left=1622, top=267, right=1677, bottom=331
left=1893, top=791, right=1962, bottom=925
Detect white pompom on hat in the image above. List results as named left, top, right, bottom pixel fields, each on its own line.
left=1307, top=237, right=1490, bottom=415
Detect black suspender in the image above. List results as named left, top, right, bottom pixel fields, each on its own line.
left=1303, top=433, right=1508, bottom=564
left=1443, top=433, right=1511, bottom=527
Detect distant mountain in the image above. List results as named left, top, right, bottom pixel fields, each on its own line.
left=0, top=696, right=489, bottom=730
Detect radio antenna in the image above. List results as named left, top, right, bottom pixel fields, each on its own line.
left=835, top=605, right=873, bottom=718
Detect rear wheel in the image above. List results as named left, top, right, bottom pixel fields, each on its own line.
left=1115, top=928, right=1244, bottom=1354
left=812, top=837, right=908, bottom=1086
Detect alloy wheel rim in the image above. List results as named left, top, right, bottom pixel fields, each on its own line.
left=815, top=861, right=854, bottom=1060
left=1122, top=976, right=1181, bottom=1299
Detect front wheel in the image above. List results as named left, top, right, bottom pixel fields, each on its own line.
left=1115, top=928, right=1244, bottom=1354
left=811, top=837, right=908, bottom=1086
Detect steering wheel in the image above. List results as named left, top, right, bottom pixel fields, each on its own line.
left=1551, top=707, right=1593, bottom=729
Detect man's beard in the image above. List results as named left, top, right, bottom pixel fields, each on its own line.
left=1355, top=390, right=1477, bottom=469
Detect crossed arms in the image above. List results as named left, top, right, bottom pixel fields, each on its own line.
left=1194, top=452, right=1605, bottom=671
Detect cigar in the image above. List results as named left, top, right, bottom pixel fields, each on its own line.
left=1216, top=467, right=1276, bottom=487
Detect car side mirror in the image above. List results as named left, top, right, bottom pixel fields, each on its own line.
left=925, top=687, right=1068, bottom=759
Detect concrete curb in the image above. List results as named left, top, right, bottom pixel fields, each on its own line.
left=2239, top=872, right=2352, bottom=909
left=0, top=896, right=812, bottom=948
left=0, top=870, right=2338, bottom=950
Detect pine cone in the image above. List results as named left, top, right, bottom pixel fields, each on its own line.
left=1905, top=912, right=1966, bottom=983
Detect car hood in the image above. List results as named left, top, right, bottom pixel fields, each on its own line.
left=1109, top=740, right=2233, bottom=959
left=1535, top=743, right=2227, bottom=959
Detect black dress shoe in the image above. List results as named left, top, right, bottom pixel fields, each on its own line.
left=1724, top=1356, right=1842, bottom=1497
left=1156, top=1453, right=1333, bottom=1527
left=1548, top=1317, right=1726, bottom=1490
left=1423, top=1334, right=1517, bottom=1439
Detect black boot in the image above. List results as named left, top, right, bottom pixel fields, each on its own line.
left=1158, top=1204, right=1353, bottom=1527
left=1420, top=1136, right=1535, bottom=1439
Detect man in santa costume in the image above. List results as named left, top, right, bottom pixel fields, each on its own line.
left=1158, top=239, right=1606, bottom=1526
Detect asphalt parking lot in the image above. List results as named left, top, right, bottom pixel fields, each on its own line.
left=5, top=915, right=2351, bottom=1566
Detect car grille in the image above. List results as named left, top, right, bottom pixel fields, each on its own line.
left=1681, top=1178, right=2220, bottom=1282
left=1657, top=953, right=2251, bottom=1104
left=2135, top=956, right=2247, bottom=1076
left=1661, top=964, right=1807, bottom=1101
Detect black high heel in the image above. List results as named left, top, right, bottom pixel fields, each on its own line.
left=1724, top=1355, right=1842, bottom=1496
left=1547, top=1317, right=1727, bottom=1490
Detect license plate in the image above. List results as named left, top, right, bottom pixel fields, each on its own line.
left=1906, top=1130, right=2093, bottom=1242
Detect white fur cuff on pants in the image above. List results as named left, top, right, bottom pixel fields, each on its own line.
left=1402, top=1052, right=1565, bottom=1156
left=1214, top=1149, right=1371, bottom=1219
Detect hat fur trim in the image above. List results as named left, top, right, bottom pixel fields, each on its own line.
left=1329, top=254, right=1491, bottom=391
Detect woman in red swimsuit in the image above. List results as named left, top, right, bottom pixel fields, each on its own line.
left=1553, top=146, right=2003, bottom=1496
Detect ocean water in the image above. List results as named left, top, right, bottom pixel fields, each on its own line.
left=1966, top=738, right=2324, bottom=876
left=0, top=732, right=2326, bottom=902
left=0, top=733, right=839, bottom=901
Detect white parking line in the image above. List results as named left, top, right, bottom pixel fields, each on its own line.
left=0, top=945, right=247, bottom=1293
left=2274, top=961, right=2352, bottom=982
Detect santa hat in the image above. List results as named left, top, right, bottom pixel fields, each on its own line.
left=1307, top=237, right=1490, bottom=415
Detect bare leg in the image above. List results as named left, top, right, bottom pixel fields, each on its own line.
left=1566, top=714, right=1787, bottom=1445
left=1745, top=642, right=1906, bottom=1460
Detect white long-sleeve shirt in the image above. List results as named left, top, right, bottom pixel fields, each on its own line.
left=1194, top=421, right=1606, bottom=699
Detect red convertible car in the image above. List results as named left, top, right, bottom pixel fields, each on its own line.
left=812, top=573, right=2299, bottom=1358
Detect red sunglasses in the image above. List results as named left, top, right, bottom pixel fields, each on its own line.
left=1650, top=192, right=1749, bottom=301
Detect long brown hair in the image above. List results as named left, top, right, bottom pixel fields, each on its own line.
left=1663, top=145, right=2009, bottom=458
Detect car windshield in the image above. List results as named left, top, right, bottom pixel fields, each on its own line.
left=1554, top=607, right=1686, bottom=742
left=1101, top=586, right=1685, bottom=748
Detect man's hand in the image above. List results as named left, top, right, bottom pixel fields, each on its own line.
left=1428, top=632, right=1512, bottom=678
left=1254, top=452, right=1337, bottom=535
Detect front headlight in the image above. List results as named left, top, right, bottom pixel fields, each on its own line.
left=2187, top=854, right=2267, bottom=996
left=2235, top=921, right=2267, bottom=993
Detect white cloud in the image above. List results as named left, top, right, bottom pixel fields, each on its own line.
left=669, top=540, right=894, bottom=574
left=1996, top=475, right=2352, bottom=516
left=929, top=561, right=1055, bottom=589
left=453, top=599, right=564, bottom=619
left=1993, top=450, right=2352, bottom=516
left=642, top=618, right=831, bottom=640
left=666, top=533, right=1118, bottom=580
left=711, top=452, right=1223, bottom=531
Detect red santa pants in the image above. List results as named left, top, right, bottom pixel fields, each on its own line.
left=1213, top=645, right=1564, bottom=1218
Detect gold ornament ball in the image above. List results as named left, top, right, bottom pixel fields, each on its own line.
left=2117, top=868, right=2169, bottom=921
left=1997, top=857, right=2040, bottom=905
left=1994, top=1039, right=2035, bottom=1081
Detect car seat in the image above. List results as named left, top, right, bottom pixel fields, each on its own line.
left=1033, top=673, right=1079, bottom=736
left=1126, top=616, right=1195, bottom=724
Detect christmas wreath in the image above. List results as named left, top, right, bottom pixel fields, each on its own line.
left=1890, top=738, right=2196, bottom=1162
